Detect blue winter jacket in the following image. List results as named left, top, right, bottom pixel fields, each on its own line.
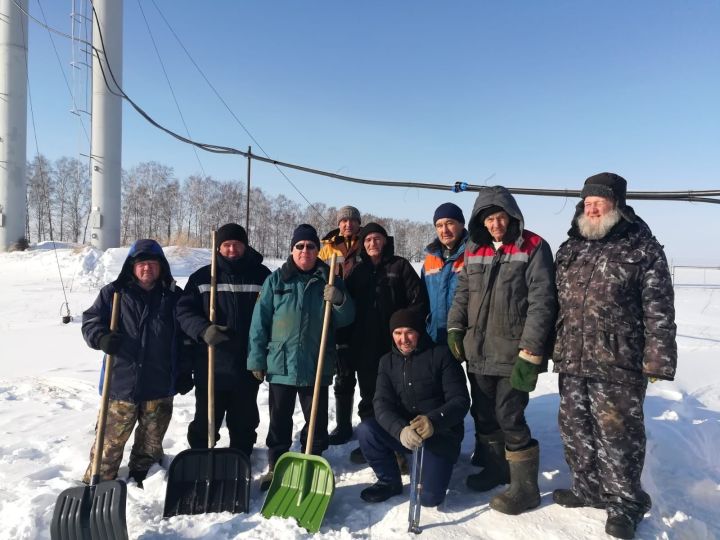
left=82, top=239, right=183, bottom=402
left=247, top=257, right=355, bottom=387
left=421, top=231, right=467, bottom=345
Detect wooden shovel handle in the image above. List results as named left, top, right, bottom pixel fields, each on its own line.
left=208, top=230, right=217, bottom=448
left=91, top=291, right=121, bottom=483
left=305, top=253, right=337, bottom=455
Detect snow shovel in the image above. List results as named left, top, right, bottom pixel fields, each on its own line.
left=51, top=292, right=128, bottom=540
left=260, top=253, right=337, bottom=533
left=408, top=444, right=425, bottom=534
left=164, top=230, right=251, bottom=517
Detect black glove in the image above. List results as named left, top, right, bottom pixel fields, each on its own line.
left=98, top=332, right=123, bottom=355
left=202, top=324, right=231, bottom=346
left=176, top=372, right=194, bottom=395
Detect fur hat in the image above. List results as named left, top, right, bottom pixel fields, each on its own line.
left=389, top=308, right=425, bottom=334
left=216, top=223, right=248, bottom=247
left=581, top=172, right=627, bottom=207
left=290, top=224, right=320, bottom=250
left=433, top=202, right=465, bottom=225
left=337, top=205, right=361, bottom=225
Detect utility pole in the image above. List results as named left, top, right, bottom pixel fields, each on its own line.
left=89, top=0, right=123, bottom=250
left=0, top=0, right=28, bottom=251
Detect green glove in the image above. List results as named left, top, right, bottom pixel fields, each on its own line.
left=447, top=329, right=466, bottom=362
left=510, top=356, right=540, bottom=392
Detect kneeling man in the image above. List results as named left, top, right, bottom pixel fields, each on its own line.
left=357, top=308, right=470, bottom=506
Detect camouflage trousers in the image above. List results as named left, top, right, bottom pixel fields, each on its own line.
left=558, top=374, right=651, bottom=521
left=83, top=397, right=173, bottom=483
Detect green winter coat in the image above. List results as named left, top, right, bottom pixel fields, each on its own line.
left=247, top=257, right=355, bottom=386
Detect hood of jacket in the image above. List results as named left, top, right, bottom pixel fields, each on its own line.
left=113, top=239, right=175, bottom=289
left=468, top=186, right=524, bottom=247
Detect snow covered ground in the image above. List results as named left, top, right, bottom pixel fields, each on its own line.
left=0, top=244, right=718, bottom=540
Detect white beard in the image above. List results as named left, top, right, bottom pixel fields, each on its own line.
left=577, top=207, right=621, bottom=240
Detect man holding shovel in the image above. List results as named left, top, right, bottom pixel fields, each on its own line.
left=177, top=223, right=270, bottom=457
left=81, top=239, right=184, bottom=487
left=248, top=224, right=355, bottom=491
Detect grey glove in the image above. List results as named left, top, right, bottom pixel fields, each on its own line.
left=202, top=324, right=230, bottom=346
left=323, top=284, right=344, bottom=305
left=399, top=426, right=423, bottom=450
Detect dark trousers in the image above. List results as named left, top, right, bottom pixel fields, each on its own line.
left=469, top=373, right=531, bottom=451
left=357, top=418, right=454, bottom=507
left=558, top=374, right=651, bottom=520
left=356, top=353, right=382, bottom=419
left=332, top=348, right=357, bottom=397
left=467, top=367, right=483, bottom=433
left=187, top=378, right=260, bottom=456
left=266, top=383, right=329, bottom=466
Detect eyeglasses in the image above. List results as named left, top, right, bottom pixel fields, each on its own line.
left=294, top=242, right=318, bottom=251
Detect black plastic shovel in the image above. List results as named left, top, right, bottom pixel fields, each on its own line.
left=163, top=230, right=251, bottom=517
left=51, top=292, right=128, bottom=540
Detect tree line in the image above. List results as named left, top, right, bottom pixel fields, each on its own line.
left=24, top=154, right=436, bottom=261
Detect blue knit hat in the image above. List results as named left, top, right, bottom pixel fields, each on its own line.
left=433, top=202, right=465, bottom=225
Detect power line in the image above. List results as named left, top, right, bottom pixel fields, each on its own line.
left=11, top=0, right=720, bottom=206
left=135, top=0, right=205, bottom=177
left=148, top=0, right=329, bottom=222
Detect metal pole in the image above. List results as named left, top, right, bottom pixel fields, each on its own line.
left=0, top=0, right=28, bottom=251
left=89, top=0, right=123, bottom=250
left=245, top=146, right=251, bottom=234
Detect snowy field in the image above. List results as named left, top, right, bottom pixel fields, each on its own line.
left=0, top=244, right=718, bottom=540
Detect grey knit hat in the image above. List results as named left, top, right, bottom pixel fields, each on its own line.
left=337, top=205, right=361, bottom=225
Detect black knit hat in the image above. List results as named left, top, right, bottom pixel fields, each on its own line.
left=389, top=308, right=425, bottom=335
left=216, top=223, right=248, bottom=247
left=477, top=204, right=506, bottom=224
left=359, top=222, right=388, bottom=242
left=290, top=224, right=320, bottom=250
left=581, top=172, right=627, bottom=207
left=433, top=202, right=465, bottom=225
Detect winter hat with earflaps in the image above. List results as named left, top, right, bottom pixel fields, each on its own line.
left=581, top=172, right=627, bottom=207
left=577, top=172, right=636, bottom=224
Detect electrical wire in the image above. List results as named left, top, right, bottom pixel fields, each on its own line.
left=11, top=0, right=720, bottom=206
left=135, top=0, right=205, bottom=176
left=19, top=14, right=72, bottom=320
left=149, top=0, right=329, bottom=223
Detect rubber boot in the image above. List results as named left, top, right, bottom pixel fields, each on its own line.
left=466, top=431, right=510, bottom=492
left=328, top=394, right=354, bottom=445
left=489, top=440, right=541, bottom=515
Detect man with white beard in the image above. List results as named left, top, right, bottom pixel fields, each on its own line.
left=552, top=173, right=677, bottom=540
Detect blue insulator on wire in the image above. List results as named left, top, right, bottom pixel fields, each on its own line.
left=452, top=181, right=468, bottom=193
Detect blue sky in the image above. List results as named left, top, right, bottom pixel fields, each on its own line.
left=21, top=1, right=720, bottom=263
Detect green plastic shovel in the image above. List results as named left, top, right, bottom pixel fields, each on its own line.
left=260, top=254, right=338, bottom=533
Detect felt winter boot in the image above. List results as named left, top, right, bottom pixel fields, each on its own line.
left=466, top=431, right=509, bottom=492
left=553, top=488, right=606, bottom=509
left=489, top=440, right=541, bottom=515
left=328, top=394, right=354, bottom=445
left=470, top=434, right=485, bottom=467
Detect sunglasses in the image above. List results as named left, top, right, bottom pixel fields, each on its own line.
left=294, top=242, right=318, bottom=251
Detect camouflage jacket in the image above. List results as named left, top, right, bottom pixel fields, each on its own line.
left=553, top=214, right=677, bottom=385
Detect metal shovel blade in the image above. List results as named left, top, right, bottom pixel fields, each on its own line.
left=50, top=480, right=128, bottom=540
left=260, top=452, right=334, bottom=533
left=163, top=448, right=251, bottom=517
